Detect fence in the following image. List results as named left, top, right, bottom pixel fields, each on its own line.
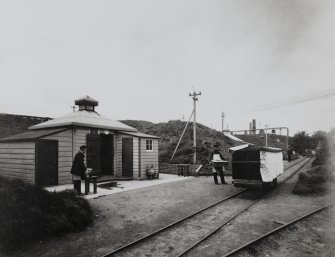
left=159, top=163, right=232, bottom=176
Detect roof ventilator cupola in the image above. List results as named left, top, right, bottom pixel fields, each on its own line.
left=75, top=95, right=99, bottom=112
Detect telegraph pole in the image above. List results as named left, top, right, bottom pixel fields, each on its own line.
left=221, top=112, right=225, bottom=132
left=189, top=91, right=202, bottom=164
left=71, top=105, right=76, bottom=112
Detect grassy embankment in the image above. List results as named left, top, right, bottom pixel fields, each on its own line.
left=292, top=165, right=334, bottom=195
left=293, top=141, right=334, bottom=195
left=0, top=176, right=93, bottom=252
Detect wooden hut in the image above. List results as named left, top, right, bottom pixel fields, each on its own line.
left=0, top=96, right=159, bottom=186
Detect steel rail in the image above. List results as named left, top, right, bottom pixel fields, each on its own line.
left=321, top=245, right=335, bottom=257
left=101, top=189, right=246, bottom=257
left=281, top=157, right=311, bottom=182
left=222, top=204, right=332, bottom=257
left=284, top=156, right=309, bottom=173
left=176, top=157, right=311, bottom=257
left=101, top=157, right=308, bottom=257
left=177, top=197, right=260, bottom=257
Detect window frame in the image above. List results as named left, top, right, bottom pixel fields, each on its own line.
left=145, top=139, right=153, bottom=152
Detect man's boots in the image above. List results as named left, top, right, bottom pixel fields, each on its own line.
left=73, top=180, right=82, bottom=194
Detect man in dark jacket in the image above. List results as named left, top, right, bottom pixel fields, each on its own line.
left=71, top=145, right=87, bottom=193
left=209, top=143, right=227, bottom=184
left=287, top=148, right=293, bottom=162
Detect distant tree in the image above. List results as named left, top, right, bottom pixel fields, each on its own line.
left=311, top=130, right=327, bottom=149
left=312, top=130, right=330, bottom=166
left=291, top=131, right=313, bottom=154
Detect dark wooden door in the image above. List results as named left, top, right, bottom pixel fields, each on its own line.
left=87, top=134, right=101, bottom=174
left=101, top=134, right=114, bottom=175
left=122, top=138, right=133, bottom=177
left=36, top=140, right=58, bottom=186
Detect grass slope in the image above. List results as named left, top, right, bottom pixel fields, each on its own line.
left=292, top=166, right=334, bottom=195
left=0, top=176, right=93, bottom=252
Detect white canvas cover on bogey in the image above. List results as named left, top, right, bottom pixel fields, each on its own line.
left=259, top=151, right=283, bottom=182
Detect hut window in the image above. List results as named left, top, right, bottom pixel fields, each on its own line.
left=146, top=140, right=153, bottom=151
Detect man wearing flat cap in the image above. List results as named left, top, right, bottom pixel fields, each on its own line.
left=209, top=142, right=228, bottom=185
left=71, top=145, right=87, bottom=194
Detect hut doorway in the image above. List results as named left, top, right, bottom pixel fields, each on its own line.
left=122, top=138, right=133, bottom=177
left=36, top=140, right=58, bottom=186
left=87, top=134, right=114, bottom=176
left=101, top=134, right=114, bottom=175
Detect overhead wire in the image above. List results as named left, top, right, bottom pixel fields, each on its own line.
left=252, top=89, right=335, bottom=112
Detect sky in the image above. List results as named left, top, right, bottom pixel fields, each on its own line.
left=1, top=0, right=335, bottom=135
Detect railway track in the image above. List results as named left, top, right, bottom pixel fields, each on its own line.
left=177, top=157, right=311, bottom=257
left=322, top=245, right=335, bottom=257
left=101, top=157, right=309, bottom=257
left=223, top=204, right=333, bottom=257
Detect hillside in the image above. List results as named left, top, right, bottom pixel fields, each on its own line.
left=122, top=120, right=292, bottom=165
left=121, top=120, right=243, bottom=164
left=0, top=113, right=51, bottom=139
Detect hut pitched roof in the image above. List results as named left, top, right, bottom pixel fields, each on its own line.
left=0, top=128, right=68, bottom=142
left=29, top=110, right=137, bottom=132
left=120, top=131, right=161, bottom=139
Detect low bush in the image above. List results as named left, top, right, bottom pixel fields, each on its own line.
left=0, top=176, right=93, bottom=251
left=292, top=166, right=334, bottom=195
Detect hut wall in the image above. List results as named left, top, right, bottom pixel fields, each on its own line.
left=73, top=128, right=90, bottom=169
left=74, top=128, right=89, bottom=153
left=43, top=129, right=73, bottom=185
left=0, top=142, right=35, bottom=183
left=140, top=139, right=159, bottom=176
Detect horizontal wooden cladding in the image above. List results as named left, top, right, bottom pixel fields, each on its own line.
left=142, top=159, right=158, bottom=165
left=0, top=169, right=35, bottom=178
left=58, top=172, right=72, bottom=177
left=58, top=156, right=72, bottom=161
left=44, top=132, right=72, bottom=142
left=59, top=178, right=72, bottom=184
left=0, top=172, right=34, bottom=183
left=58, top=146, right=72, bottom=152
left=0, top=148, right=35, bottom=154
left=0, top=158, right=35, bottom=165
left=75, top=128, right=89, bottom=135
left=0, top=162, right=34, bottom=169
left=0, top=153, right=35, bottom=160
left=58, top=167, right=71, bottom=173
left=56, top=142, right=73, bottom=147
left=43, top=130, right=72, bottom=137
left=59, top=161, right=72, bottom=168
left=58, top=152, right=73, bottom=158
left=0, top=166, right=35, bottom=174
left=0, top=143, right=35, bottom=149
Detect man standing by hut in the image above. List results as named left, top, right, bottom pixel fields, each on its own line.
left=209, top=143, right=227, bottom=184
left=71, top=145, right=87, bottom=194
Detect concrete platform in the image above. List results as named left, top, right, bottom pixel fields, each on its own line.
left=45, top=174, right=192, bottom=199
